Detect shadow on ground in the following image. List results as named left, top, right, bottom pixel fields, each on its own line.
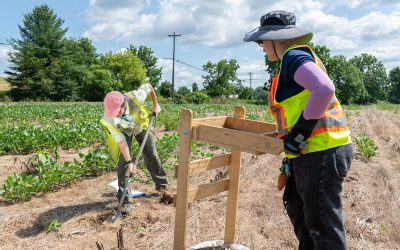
left=16, top=200, right=112, bottom=238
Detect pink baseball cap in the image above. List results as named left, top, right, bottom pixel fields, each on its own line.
left=104, top=91, right=125, bottom=117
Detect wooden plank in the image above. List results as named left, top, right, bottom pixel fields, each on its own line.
left=188, top=154, right=231, bottom=177
left=186, top=179, right=229, bottom=203
left=224, top=105, right=244, bottom=244
left=173, top=109, right=193, bottom=250
left=193, top=116, right=227, bottom=127
left=225, top=117, right=276, bottom=134
left=192, top=125, right=198, bottom=140
left=196, top=124, right=283, bottom=155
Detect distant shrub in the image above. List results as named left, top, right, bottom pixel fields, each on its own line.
left=187, top=91, right=210, bottom=104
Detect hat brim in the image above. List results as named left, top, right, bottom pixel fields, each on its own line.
left=243, top=25, right=313, bottom=44
left=104, top=107, right=122, bottom=117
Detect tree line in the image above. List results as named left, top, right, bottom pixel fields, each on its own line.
left=4, top=5, right=400, bottom=104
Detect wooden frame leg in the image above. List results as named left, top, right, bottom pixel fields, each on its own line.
left=224, top=106, right=245, bottom=244
left=173, top=109, right=193, bottom=250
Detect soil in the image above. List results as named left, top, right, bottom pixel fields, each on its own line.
left=0, top=107, right=399, bottom=250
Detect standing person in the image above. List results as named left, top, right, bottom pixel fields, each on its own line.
left=101, top=83, right=170, bottom=213
left=244, top=10, right=353, bottom=250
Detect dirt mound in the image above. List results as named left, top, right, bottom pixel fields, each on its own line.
left=0, top=107, right=399, bottom=249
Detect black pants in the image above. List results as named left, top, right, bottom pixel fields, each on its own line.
left=283, top=143, right=353, bottom=250
left=117, top=130, right=168, bottom=202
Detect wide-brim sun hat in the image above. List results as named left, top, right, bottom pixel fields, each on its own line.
left=243, top=10, right=313, bottom=44
left=104, top=91, right=125, bottom=117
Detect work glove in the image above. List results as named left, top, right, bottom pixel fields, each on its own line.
left=283, top=113, right=319, bottom=156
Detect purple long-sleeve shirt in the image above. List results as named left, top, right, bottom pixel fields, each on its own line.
left=293, top=62, right=335, bottom=120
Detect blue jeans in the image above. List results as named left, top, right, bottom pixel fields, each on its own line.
left=283, top=143, right=353, bottom=250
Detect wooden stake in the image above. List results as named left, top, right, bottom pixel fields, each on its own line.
left=117, top=225, right=125, bottom=250
left=173, top=109, right=193, bottom=250
left=224, top=105, right=245, bottom=244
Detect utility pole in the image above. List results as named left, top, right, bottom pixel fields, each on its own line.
left=168, top=32, right=181, bottom=99
left=248, top=72, right=253, bottom=99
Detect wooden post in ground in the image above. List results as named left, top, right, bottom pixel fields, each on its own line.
left=224, top=106, right=245, bottom=244
left=173, top=109, right=193, bottom=250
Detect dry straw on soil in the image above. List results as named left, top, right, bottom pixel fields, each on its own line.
left=0, top=107, right=399, bottom=249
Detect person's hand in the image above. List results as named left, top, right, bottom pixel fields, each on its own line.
left=283, top=113, right=319, bottom=156
left=127, top=162, right=137, bottom=175
left=283, top=132, right=307, bottom=156
left=153, top=103, right=161, bottom=116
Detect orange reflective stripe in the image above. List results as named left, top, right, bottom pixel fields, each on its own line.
left=267, top=44, right=350, bottom=156
left=268, top=74, right=287, bottom=133
left=310, top=126, right=349, bottom=137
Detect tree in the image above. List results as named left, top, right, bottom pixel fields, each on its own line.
left=350, top=53, right=389, bottom=103
left=6, top=5, right=68, bottom=100
left=177, top=86, right=191, bottom=96
left=128, top=45, right=162, bottom=88
left=192, top=82, right=199, bottom=92
left=202, top=59, right=242, bottom=99
left=100, top=50, right=146, bottom=92
left=55, top=37, right=98, bottom=100
left=388, top=67, right=400, bottom=103
left=252, top=86, right=268, bottom=104
left=329, top=55, right=367, bottom=104
left=235, top=84, right=251, bottom=99
left=81, top=64, right=113, bottom=101
left=309, top=42, right=332, bottom=73
left=159, top=80, right=172, bottom=98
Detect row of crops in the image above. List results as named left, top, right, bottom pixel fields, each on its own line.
left=0, top=102, right=272, bottom=155
left=0, top=102, right=270, bottom=203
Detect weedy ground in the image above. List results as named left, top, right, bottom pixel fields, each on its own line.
left=0, top=107, right=399, bottom=249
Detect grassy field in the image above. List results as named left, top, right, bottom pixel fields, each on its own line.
left=0, top=76, right=10, bottom=91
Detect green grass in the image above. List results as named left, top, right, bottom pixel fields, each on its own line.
left=345, top=101, right=400, bottom=113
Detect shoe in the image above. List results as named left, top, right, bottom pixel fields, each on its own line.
left=155, top=185, right=168, bottom=192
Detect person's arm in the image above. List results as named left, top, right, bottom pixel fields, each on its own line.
left=294, top=61, right=335, bottom=119
left=118, top=140, right=137, bottom=174
left=283, top=61, right=335, bottom=156
left=147, top=83, right=161, bottom=115
left=118, top=139, right=131, bottom=163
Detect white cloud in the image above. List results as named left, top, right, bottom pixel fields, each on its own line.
left=156, top=58, right=203, bottom=88
left=336, top=0, right=400, bottom=8
left=0, top=45, right=12, bottom=74
left=81, top=1, right=400, bottom=84
left=350, top=38, right=400, bottom=70
left=238, top=62, right=269, bottom=88
left=301, top=10, right=400, bottom=53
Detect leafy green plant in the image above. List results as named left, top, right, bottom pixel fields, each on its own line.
left=1, top=147, right=112, bottom=203
left=133, top=225, right=146, bottom=233
left=42, top=219, right=62, bottom=233
left=354, top=134, right=378, bottom=160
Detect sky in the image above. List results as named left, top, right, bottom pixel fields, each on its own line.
left=0, top=0, right=400, bottom=90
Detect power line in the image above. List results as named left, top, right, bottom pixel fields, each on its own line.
left=1, top=41, right=206, bottom=73
left=176, top=59, right=204, bottom=72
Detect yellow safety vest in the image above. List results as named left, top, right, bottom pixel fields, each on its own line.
left=100, top=92, right=150, bottom=163
left=268, top=45, right=351, bottom=158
